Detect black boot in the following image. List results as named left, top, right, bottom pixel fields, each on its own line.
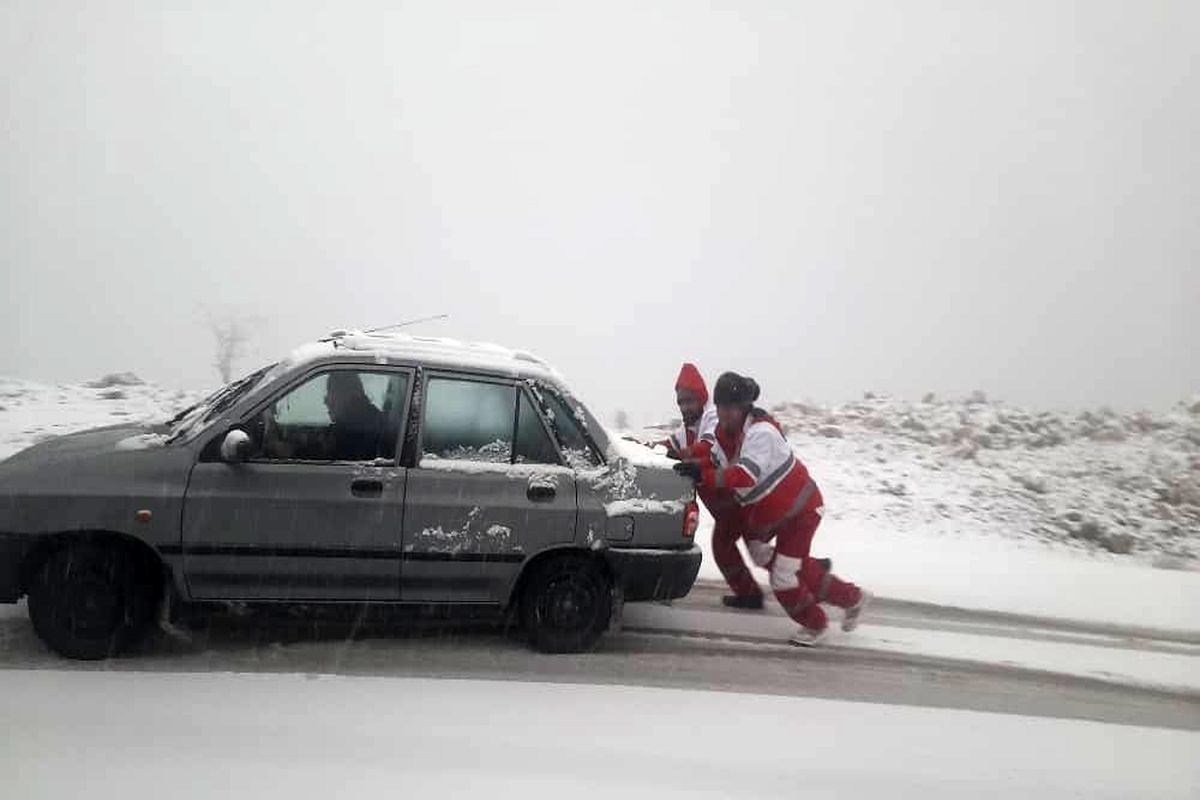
left=721, top=593, right=765, bottom=610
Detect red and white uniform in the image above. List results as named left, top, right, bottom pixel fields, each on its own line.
left=666, top=363, right=762, bottom=599
left=667, top=404, right=718, bottom=458
left=700, top=413, right=861, bottom=632
left=708, top=413, right=820, bottom=537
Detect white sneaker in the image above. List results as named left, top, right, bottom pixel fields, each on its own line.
left=788, top=626, right=827, bottom=647
left=842, top=589, right=873, bottom=632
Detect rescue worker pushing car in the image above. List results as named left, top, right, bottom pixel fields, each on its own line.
left=662, top=364, right=766, bottom=608
left=675, top=372, right=873, bottom=646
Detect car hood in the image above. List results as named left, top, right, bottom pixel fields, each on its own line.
left=0, top=423, right=196, bottom=537
left=0, top=423, right=172, bottom=470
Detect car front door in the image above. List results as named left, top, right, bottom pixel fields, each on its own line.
left=399, top=374, right=577, bottom=602
left=180, top=366, right=411, bottom=601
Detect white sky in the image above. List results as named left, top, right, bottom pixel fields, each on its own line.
left=2, top=1, right=1196, bottom=425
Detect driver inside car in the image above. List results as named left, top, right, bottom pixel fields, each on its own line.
left=322, top=371, right=386, bottom=461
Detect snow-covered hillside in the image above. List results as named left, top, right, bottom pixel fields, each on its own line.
left=0, top=374, right=205, bottom=460
left=645, top=393, right=1200, bottom=565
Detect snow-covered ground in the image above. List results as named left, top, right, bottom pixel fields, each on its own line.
left=1, top=671, right=1195, bottom=799
left=626, top=603, right=1200, bottom=694
left=646, top=392, right=1200, bottom=563
left=0, top=374, right=204, bottom=460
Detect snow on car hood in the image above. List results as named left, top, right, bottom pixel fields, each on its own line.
left=1, top=423, right=167, bottom=468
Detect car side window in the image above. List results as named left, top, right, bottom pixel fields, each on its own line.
left=543, top=390, right=601, bottom=468
left=420, top=378, right=516, bottom=464
left=514, top=390, right=562, bottom=465
left=250, top=370, right=406, bottom=462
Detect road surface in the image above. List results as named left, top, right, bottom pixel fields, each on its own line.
left=1, top=583, right=1197, bottom=731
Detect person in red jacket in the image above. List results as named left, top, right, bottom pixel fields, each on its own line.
left=663, top=363, right=765, bottom=608
left=675, top=372, right=872, bottom=646
left=658, top=363, right=717, bottom=458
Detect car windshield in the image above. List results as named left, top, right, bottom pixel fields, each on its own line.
left=164, top=364, right=274, bottom=443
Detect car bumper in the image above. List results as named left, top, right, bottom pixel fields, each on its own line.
left=604, top=544, right=702, bottom=602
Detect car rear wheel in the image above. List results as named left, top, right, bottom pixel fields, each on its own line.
left=27, top=542, right=159, bottom=660
left=521, top=553, right=612, bottom=654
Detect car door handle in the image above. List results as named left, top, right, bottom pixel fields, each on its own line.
left=350, top=479, right=383, bottom=498
left=526, top=485, right=556, bottom=502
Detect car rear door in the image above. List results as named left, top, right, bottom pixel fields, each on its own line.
left=399, top=373, right=577, bottom=602
left=180, top=366, right=412, bottom=601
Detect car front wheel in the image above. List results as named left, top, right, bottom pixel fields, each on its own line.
left=27, top=542, right=158, bottom=660
left=521, top=553, right=613, bottom=654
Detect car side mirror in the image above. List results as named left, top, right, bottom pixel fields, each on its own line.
left=220, top=429, right=251, bottom=463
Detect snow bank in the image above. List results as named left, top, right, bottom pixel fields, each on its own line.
left=692, top=503, right=1200, bottom=633
left=1, top=672, right=1194, bottom=799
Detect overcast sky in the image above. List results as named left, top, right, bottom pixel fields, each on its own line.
left=2, top=1, right=1196, bottom=426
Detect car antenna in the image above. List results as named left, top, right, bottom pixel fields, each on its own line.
left=364, top=313, right=450, bottom=334
left=321, top=314, right=451, bottom=343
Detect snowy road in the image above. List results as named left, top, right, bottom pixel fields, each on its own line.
left=1, top=586, right=1197, bottom=733
left=3, top=671, right=1196, bottom=800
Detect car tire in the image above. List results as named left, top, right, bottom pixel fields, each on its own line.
left=27, top=542, right=159, bottom=660
left=521, top=553, right=613, bottom=654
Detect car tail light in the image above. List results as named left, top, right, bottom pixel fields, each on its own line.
left=682, top=501, right=699, bottom=539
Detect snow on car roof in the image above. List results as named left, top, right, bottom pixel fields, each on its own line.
left=280, top=330, right=562, bottom=381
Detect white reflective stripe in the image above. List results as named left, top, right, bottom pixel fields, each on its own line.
left=738, top=455, right=796, bottom=505
left=735, top=457, right=762, bottom=478
left=747, top=540, right=775, bottom=567
left=815, top=505, right=825, bottom=518
left=697, top=405, right=719, bottom=442
left=770, top=554, right=802, bottom=591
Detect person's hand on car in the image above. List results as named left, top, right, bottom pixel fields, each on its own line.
left=672, top=461, right=702, bottom=482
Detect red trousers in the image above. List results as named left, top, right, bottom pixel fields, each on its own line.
left=712, top=511, right=763, bottom=598
left=763, top=507, right=862, bottom=631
